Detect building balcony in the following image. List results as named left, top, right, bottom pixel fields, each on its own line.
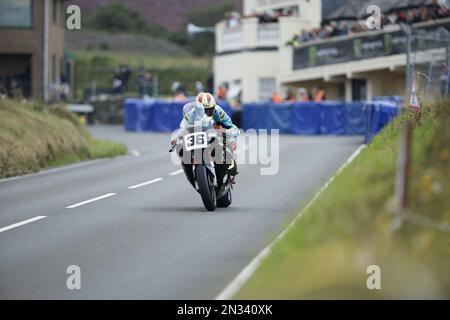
left=280, top=18, right=450, bottom=84
left=215, top=16, right=311, bottom=54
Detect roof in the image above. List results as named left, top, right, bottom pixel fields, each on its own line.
left=325, top=0, right=432, bottom=21
left=325, top=0, right=371, bottom=20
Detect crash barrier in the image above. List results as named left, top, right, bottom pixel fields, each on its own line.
left=242, top=101, right=399, bottom=141
left=364, top=102, right=400, bottom=143
left=124, top=98, right=233, bottom=132
left=124, top=99, right=399, bottom=142
left=242, top=102, right=366, bottom=135
left=372, top=96, right=404, bottom=107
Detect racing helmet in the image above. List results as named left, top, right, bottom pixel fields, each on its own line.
left=196, top=92, right=216, bottom=117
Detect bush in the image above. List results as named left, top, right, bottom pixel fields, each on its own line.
left=87, top=3, right=146, bottom=33
left=0, top=99, right=126, bottom=178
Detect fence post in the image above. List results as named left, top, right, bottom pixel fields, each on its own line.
left=153, top=75, right=159, bottom=98
left=395, top=120, right=412, bottom=209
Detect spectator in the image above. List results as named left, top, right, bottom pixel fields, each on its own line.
left=285, top=89, right=296, bottom=102
left=313, top=85, right=326, bottom=102
left=258, top=10, right=278, bottom=23
left=112, top=74, right=123, bottom=94
left=298, top=88, right=310, bottom=102
left=60, top=82, right=70, bottom=101
left=287, top=4, right=450, bottom=47
left=271, top=92, right=283, bottom=103
left=217, top=85, right=228, bottom=100
left=225, top=11, right=241, bottom=28
left=195, top=81, right=204, bottom=94
left=174, top=89, right=186, bottom=101
left=136, top=68, right=152, bottom=98
left=117, top=64, right=131, bottom=91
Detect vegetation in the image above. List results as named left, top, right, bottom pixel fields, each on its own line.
left=71, top=1, right=235, bottom=98
left=83, top=2, right=234, bottom=55
left=0, top=99, right=127, bottom=178
left=73, top=51, right=210, bottom=99
left=236, top=102, right=450, bottom=299
left=86, top=2, right=149, bottom=34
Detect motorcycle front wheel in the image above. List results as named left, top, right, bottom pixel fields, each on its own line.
left=196, top=165, right=217, bottom=212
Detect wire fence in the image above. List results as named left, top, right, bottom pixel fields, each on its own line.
left=406, top=26, right=450, bottom=101
left=393, top=25, right=450, bottom=235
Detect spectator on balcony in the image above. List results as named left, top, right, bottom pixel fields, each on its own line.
left=436, top=5, right=450, bottom=18
left=258, top=10, right=278, bottom=24
left=225, top=11, right=241, bottom=28
left=396, top=10, right=408, bottom=24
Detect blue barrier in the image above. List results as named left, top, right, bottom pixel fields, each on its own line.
left=242, top=102, right=367, bottom=135
left=124, top=98, right=233, bottom=132
left=124, top=99, right=399, bottom=142
left=364, top=102, right=399, bottom=143
left=372, top=96, right=404, bottom=107
left=242, top=101, right=398, bottom=140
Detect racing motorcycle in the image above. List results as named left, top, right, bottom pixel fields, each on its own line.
left=169, top=106, right=237, bottom=212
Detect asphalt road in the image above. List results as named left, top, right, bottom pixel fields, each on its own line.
left=0, top=125, right=362, bottom=299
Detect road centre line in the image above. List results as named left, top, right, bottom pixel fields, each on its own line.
left=169, top=169, right=184, bottom=176
left=66, top=193, right=117, bottom=209
left=0, top=216, right=47, bottom=233
left=127, top=178, right=163, bottom=190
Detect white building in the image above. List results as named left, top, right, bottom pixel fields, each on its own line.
left=214, top=0, right=322, bottom=103
left=214, top=0, right=449, bottom=103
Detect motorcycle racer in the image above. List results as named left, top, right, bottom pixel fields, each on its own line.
left=171, top=92, right=239, bottom=179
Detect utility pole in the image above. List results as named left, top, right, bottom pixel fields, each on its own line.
left=401, top=23, right=413, bottom=95
left=43, top=0, right=49, bottom=102
left=395, top=24, right=415, bottom=210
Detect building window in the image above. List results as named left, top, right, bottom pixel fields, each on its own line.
left=0, top=0, right=32, bottom=28
left=259, top=78, right=276, bottom=102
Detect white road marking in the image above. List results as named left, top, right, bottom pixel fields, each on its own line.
left=169, top=169, right=184, bottom=176
left=66, top=193, right=117, bottom=209
left=215, top=144, right=367, bottom=300
left=0, top=216, right=47, bottom=233
left=127, top=178, right=163, bottom=190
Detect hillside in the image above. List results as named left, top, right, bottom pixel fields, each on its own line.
left=72, top=0, right=243, bottom=31
left=65, top=30, right=192, bottom=56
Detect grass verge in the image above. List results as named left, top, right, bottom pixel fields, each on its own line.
left=0, top=99, right=127, bottom=178
left=236, top=101, right=450, bottom=299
